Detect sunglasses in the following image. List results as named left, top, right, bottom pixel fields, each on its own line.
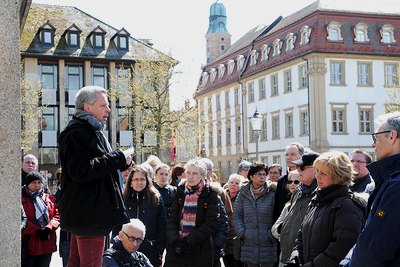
left=287, top=180, right=300, bottom=185
left=371, top=130, right=391, bottom=143
left=298, top=165, right=313, bottom=171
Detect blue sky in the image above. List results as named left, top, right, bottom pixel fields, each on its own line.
left=32, top=0, right=319, bottom=109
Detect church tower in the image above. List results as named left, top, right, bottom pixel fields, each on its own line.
left=206, top=1, right=231, bottom=64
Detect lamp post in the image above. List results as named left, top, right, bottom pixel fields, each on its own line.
left=250, top=109, right=263, bottom=161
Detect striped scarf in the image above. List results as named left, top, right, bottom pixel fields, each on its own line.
left=29, top=189, right=49, bottom=229
left=179, top=179, right=205, bottom=239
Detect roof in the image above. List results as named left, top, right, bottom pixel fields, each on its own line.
left=21, top=3, right=165, bottom=61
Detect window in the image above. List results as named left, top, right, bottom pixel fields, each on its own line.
left=359, top=107, right=373, bottom=133
left=285, top=111, right=294, bottom=137
left=261, top=44, right=270, bottom=61
left=271, top=74, right=279, bottom=96
left=38, top=148, right=58, bottom=165
left=284, top=69, right=292, bottom=93
left=64, top=107, right=74, bottom=125
left=225, top=91, right=230, bottom=108
left=261, top=116, right=267, bottom=141
left=354, top=23, right=369, bottom=43
left=235, top=88, right=240, bottom=106
left=331, top=104, right=347, bottom=134
left=299, top=64, right=308, bottom=89
left=330, top=61, right=345, bottom=85
left=40, top=64, right=58, bottom=89
left=117, top=108, right=132, bottom=131
left=272, top=113, right=280, bottom=139
left=300, top=25, right=312, bottom=45
left=40, top=107, right=58, bottom=131
left=380, top=24, right=395, bottom=44
left=273, top=155, right=281, bottom=164
left=226, top=127, right=231, bottom=145
left=259, top=78, right=266, bottom=99
left=248, top=82, right=255, bottom=102
left=118, top=36, right=128, bottom=50
left=384, top=63, right=398, bottom=86
left=357, top=62, right=372, bottom=86
left=327, top=21, right=343, bottom=42
left=68, top=32, right=79, bottom=47
left=236, top=125, right=241, bottom=144
left=228, top=60, right=235, bottom=75
left=39, top=22, right=56, bottom=47
left=209, top=130, right=213, bottom=148
left=299, top=108, right=309, bottom=135
left=273, top=39, right=282, bottom=56
left=285, top=33, right=296, bottom=51
left=65, top=65, right=83, bottom=105
left=250, top=50, right=258, bottom=66
left=216, top=94, right=221, bottom=111
left=217, top=129, right=222, bottom=146
left=92, top=66, right=108, bottom=88
left=94, top=33, right=104, bottom=49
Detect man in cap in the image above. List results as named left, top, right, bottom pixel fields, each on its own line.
left=278, top=152, right=320, bottom=265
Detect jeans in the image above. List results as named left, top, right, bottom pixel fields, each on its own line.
left=67, top=234, right=105, bottom=267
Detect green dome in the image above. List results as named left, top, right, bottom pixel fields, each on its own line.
left=207, top=2, right=229, bottom=34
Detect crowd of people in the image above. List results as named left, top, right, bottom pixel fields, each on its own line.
left=20, top=85, right=400, bottom=267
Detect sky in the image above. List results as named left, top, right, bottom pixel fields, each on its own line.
left=32, top=0, right=318, bottom=109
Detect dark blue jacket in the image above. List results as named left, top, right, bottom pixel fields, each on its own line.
left=350, top=153, right=400, bottom=267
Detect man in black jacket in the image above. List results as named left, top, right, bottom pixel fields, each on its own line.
left=58, top=86, right=132, bottom=267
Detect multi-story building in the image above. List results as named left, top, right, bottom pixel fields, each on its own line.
left=195, top=0, right=400, bottom=181
left=21, top=4, right=171, bottom=177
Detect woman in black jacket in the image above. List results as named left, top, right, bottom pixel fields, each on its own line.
left=118, top=165, right=167, bottom=267
left=153, top=163, right=176, bottom=218
left=164, top=159, right=220, bottom=267
left=287, top=151, right=366, bottom=267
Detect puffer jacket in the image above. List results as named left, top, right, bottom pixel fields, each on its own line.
left=295, top=185, right=364, bottom=267
left=233, top=182, right=276, bottom=264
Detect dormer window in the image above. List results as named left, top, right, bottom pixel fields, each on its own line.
left=113, top=28, right=131, bottom=51
left=327, top=21, right=343, bottom=42
left=380, top=24, right=396, bottom=44
left=90, top=26, right=106, bottom=50
left=64, top=24, right=82, bottom=48
left=273, top=39, right=282, bottom=56
left=285, top=33, right=296, bottom=51
left=354, top=23, right=369, bottom=43
left=261, top=44, right=270, bottom=61
left=300, top=25, right=312, bottom=45
left=39, top=21, right=56, bottom=47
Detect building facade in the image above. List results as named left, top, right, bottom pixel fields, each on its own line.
left=21, top=4, right=171, bottom=179
left=195, top=0, right=400, bottom=181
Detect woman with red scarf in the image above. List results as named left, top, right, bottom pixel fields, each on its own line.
left=164, top=159, right=220, bottom=267
left=21, top=171, right=59, bottom=267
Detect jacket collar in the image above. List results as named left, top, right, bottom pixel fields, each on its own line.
left=367, top=153, right=400, bottom=187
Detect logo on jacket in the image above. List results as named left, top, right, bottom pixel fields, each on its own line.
left=376, top=209, right=385, bottom=218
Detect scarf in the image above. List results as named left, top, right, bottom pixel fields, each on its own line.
left=74, top=109, right=125, bottom=188
left=30, top=189, right=49, bottom=229
left=180, top=179, right=205, bottom=239
left=250, top=183, right=265, bottom=200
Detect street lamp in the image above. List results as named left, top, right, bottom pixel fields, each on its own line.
left=250, top=109, right=263, bottom=161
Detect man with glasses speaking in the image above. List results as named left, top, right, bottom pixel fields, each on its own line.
left=103, top=219, right=153, bottom=267
left=349, top=149, right=375, bottom=194
left=278, top=152, right=320, bottom=266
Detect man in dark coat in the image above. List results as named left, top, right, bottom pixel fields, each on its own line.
left=349, top=149, right=375, bottom=194
left=58, top=86, right=131, bottom=267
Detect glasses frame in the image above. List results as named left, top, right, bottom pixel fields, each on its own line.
left=253, top=172, right=267, bottom=177
left=287, top=180, right=300, bottom=185
left=371, top=130, right=392, bottom=143
left=298, top=165, right=313, bottom=171
left=123, top=231, right=144, bottom=244
left=350, top=160, right=367, bottom=164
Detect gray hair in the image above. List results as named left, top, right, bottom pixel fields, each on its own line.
left=140, top=162, right=154, bottom=180
left=22, top=154, right=38, bottom=164
left=200, top=158, right=214, bottom=170
left=121, top=218, right=146, bottom=237
left=238, top=160, right=252, bottom=174
left=75, top=86, right=107, bottom=110
left=376, top=112, right=400, bottom=137
left=285, top=142, right=305, bottom=156
left=185, top=159, right=207, bottom=177
left=155, top=163, right=170, bottom=174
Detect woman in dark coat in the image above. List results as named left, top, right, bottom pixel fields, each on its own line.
left=164, top=159, right=220, bottom=267
left=288, top=151, right=366, bottom=267
left=153, top=163, right=176, bottom=218
left=117, top=165, right=167, bottom=267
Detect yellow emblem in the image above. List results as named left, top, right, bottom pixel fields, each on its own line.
left=377, top=209, right=385, bottom=218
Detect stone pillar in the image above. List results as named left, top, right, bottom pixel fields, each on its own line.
left=0, top=0, right=22, bottom=265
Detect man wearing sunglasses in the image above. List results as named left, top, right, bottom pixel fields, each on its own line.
left=103, top=219, right=153, bottom=267
left=278, top=152, right=320, bottom=266
left=345, top=112, right=400, bottom=267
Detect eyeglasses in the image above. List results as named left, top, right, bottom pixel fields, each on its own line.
left=287, top=180, right=300, bottom=185
left=123, top=231, right=144, bottom=244
left=350, top=160, right=367, bottom=164
left=298, top=166, right=313, bottom=171
left=372, top=130, right=391, bottom=143
left=269, top=172, right=280, bottom=175
left=253, top=172, right=267, bottom=177
left=132, top=178, right=146, bottom=183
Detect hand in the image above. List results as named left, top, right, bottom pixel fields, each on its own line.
left=35, top=228, right=51, bottom=240
left=174, top=240, right=190, bottom=255
left=284, top=256, right=301, bottom=267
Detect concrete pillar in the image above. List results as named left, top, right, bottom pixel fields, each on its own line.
left=0, top=0, right=22, bottom=265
